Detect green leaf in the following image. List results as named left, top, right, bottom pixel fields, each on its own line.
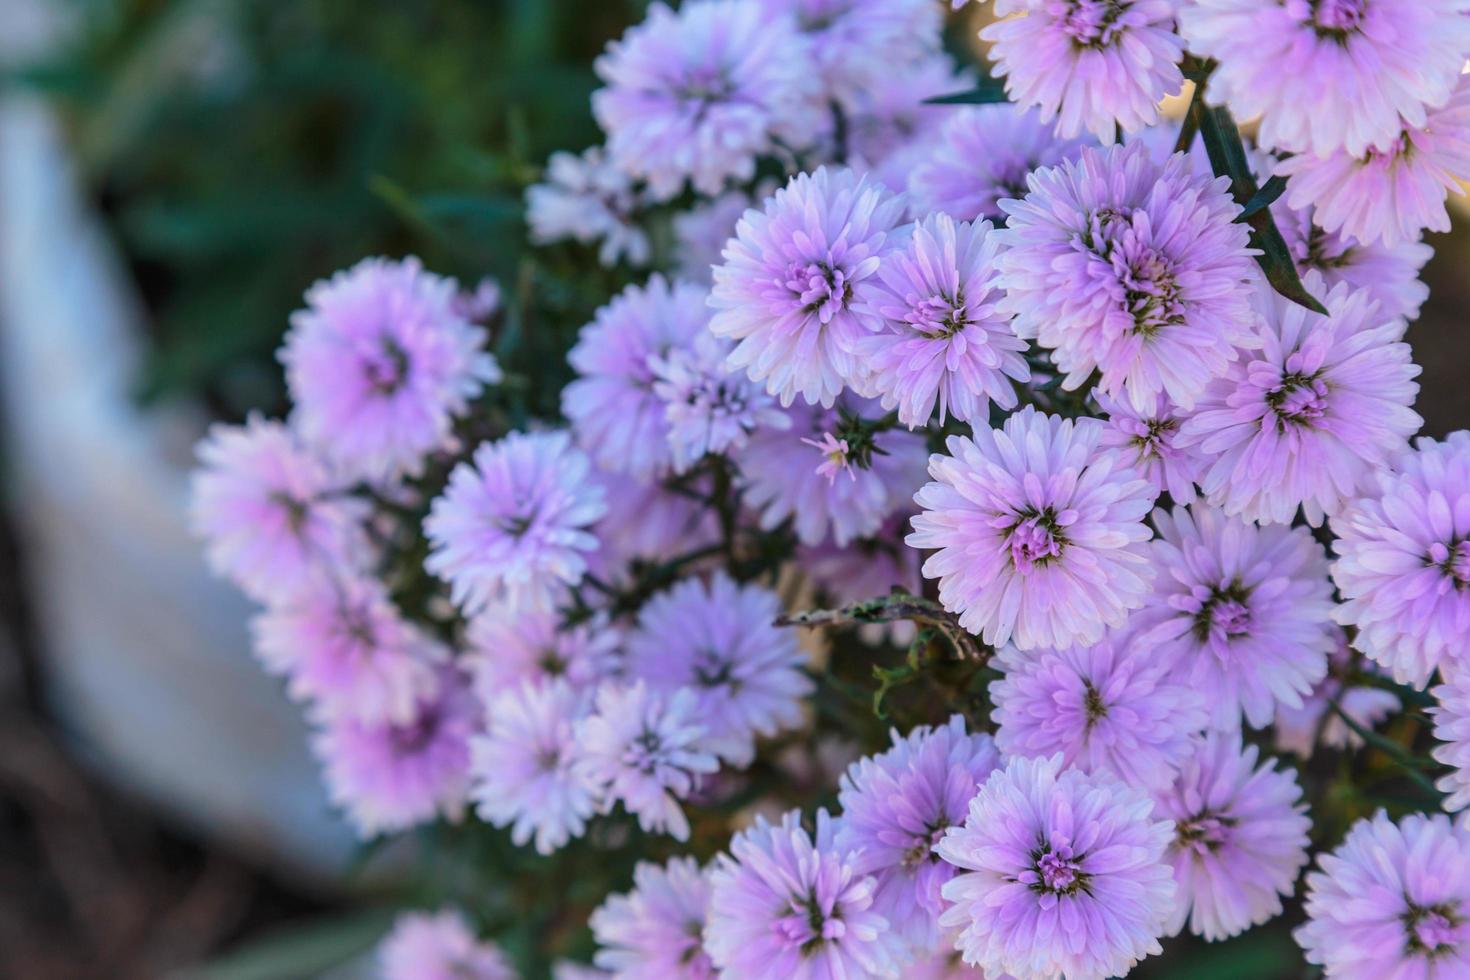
left=181, top=908, right=396, bottom=980
left=924, top=76, right=1009, bottom=105
left=1238, top=174, right=1287, bottom=221
left=1191, top=102, right=1327, bottom=315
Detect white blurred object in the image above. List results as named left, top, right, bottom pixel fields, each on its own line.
left=0, top=3, right=357, bottom=880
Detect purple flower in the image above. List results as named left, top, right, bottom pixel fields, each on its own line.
left=280, top=257, right=501, bottom=480
left=1433, top=671, right=1470, bottom=828
left=1276, top=75, right=1470, bottom=248
left=252, top=575, right=444, bottom=726
left=706, top=809, right=899, bottom=978
left=998, top=142, right=1258, bottom=415
left=739, top=397, right=929, bottom=547
left=1178, top=274, right=1422, bottom=526
left=1296, top=811, right=1470, bottom=977
left=709, top=166, right=908, bottom=408
left=1273, top=197, right=1432, bottom=322
left=845, top=54, right=970, bottom=196
left=527, top=146, right=651, bottom=268
left=908, top=104, right=1088, bottom=224
left=565, top=275, right=713, bottom=479
left=754, top=0, right=943, bottom=109
left=908, top=406, right=1157, bottom=650
left=623, top=573, right=810, bottom=767
left=1331, top=432, right=1470, bottom=688
left=593, top=1, right=823, bottom=200
left=424, top=431, right=606, bottom=616
left=470, top=679, right=598, bottom=855
left=465, top=607, right=619, bottom=697
left=936, top=753, right=1176, bottom=980
left=587, top=470, right=722, bottom=586
left=982, top=0, right=1184, bottom=141
left=1094, top=390, right=1206, bottom=505
left=1180, top=0, right=1470, bottom=158
left=1135, top=504, right=1336, bottom=729
left=590, top=857, right=716, bottom=979
left=990, top=632, right=1206, bottom=790
left=1156, top=732, right=1311, bottom=941
left=834, top=717, right=1003, bottom=953
left=1274, top=636, right=1401, bottom=759
left=576, top=682, right=719, bottom=841
left=190, top=416, right=370, bottom=604
left=672, top=189, right=762, bottom=285
left=853, top=213, right=1029, bottom=428
left=651, top=331, right=789, bottom=473
left=313, top=667, right=477, bottom=838
left=379, top=909, right=516, bottom=980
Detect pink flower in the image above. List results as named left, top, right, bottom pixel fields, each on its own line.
left=190, top=416, right=369, bottom=604
left=1178, top=274, right=1421, bottom=526
left=710, top=166, right=907, bottom=407
left=936, top=753, right=1177, bottom=980
left=1135, top=504, right=1337, bottom=729
left=591, top=857, right=716, bottom=979
left=908, top=406, right=1157, bottom=650
left=379, top=909, right=516, bottom=980
left=983, top=0, right=1184, bottom=141
left=1155, top=733, right=1311, bottom=941
left=281, top=257, right=500, bottom=480
left=1433, top=671, right=1470, bottom=829
left=424, top=431, right=606, bottom=616
left=1094, top=390, right=1206, bottom=505
left=998, top=142, right=1259, bottom=415
left=464, top=607, right=619, bottom=696
left=526, top=146, right=651, bottom=268
left=1332, top=431, right=1470, bottom=687
left=1296, top=811, right=1470, bottom=977
left=706, top=810, right=900, bottom=978
left=1273, top=636, right=1401, bottom=759
left=853, top=213, right=1029, bottom=428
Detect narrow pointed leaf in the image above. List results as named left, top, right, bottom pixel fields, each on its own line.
left=924, top=76, right=1009, bottom=105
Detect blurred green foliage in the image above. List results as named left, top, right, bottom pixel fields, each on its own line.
left=17, top=0, right=649, bottom=418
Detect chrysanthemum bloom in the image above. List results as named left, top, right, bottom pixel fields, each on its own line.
left=651, top=330, right=789, bottom=473
left=1155, top=733, right=1311, bottom=942
left=936, top=754, right=1176, bottom=980
left=576, top=682, right=719, bottom=841
left=564, top=276, right=712, bottom=479
left=753, top=0, right=942, bottom=109
left=833, top=717, right=1003, bottom=952
left=990, top=632, right=1206, bottom=790
left=590, top=856, right=716, bottom=979
left=623, top=573, right=810, bottom=767
left=280, top=256, right=501, bottom=480
left=470, top=679, right=599, bottom=855
left=592, top=1, right=823, bottom=201
left=1094, top=390, right=1205, bottom=505
left=853, top=214, right=1029, bottom=428
left=379, top=908, right=516, bottom=980
left=424, top=431, right=606, bottom=616
left=1276, top=77, right=1470, bottom=248
left=1179, top=0, right=1470, bottom=158
left=1135, top=505, right=1336, bottom=729
left=982, top=0, right=1184, bottom=141
left=1178, top=275, right=1421, bottom=526
left=526, top=146, right=651, bottom=268
left=1331, top=432, right=1470, bottom=687
left=1296, top=811, right=1470, bottom=977
left=190, top=416, right=370, bottom=604
left=908, top=406, right=1157, bottom=650
left=252, top=575, right=444, bottom=726
left=709, top=166, right=908, bottom=407
left=706, top=810, right=899, bottom=979
left=1274, top=637, right=1400, bottom=758
left=997, top=142, right=1258, bottom=414
left=465, top=606, right=619, bottom=697
left=1273, top=198, right=1432, bottom=322
left=1433, top=672, right=1470, bottom=828
left=908, top=104, right=1088, bottom=224
left=739, top=397, right=928, bottom=546
left=313, top=668, right=478, bottom=838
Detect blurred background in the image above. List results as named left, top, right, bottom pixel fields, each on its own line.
left=0, top=1, right=1467, bottom=978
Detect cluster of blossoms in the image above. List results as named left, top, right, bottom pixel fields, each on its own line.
left=188, top=1, right=1470, bottom=977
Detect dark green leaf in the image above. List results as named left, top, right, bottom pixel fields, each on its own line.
left=1192, top=102, right=1327, bottom=315
left=924, top=76, right=1009, bottom=105
left=1238, top=174, right=1287, bottom=221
